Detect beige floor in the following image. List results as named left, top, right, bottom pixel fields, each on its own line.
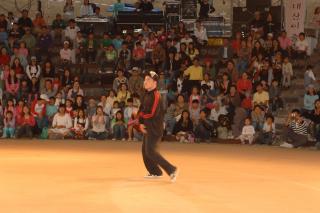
left=0, top=140, right=319, bottom=213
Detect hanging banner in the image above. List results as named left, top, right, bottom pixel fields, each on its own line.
left=284, top=0, right=306, bottom=37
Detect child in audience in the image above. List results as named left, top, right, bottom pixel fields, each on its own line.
left=239, top=117, right=255, bottom=144
left=2, top=111, right=15, bottom=138
left=257, top=115, right=275, bottom=145
left=73, top=108, right=89, bottom=139
left=112, top=111, right=126, bottom=141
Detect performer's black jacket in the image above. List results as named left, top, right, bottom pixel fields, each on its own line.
left=138, top=89, right=164, bottom=137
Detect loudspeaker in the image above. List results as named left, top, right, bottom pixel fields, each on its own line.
left=233, top=7, right=252, bottom=23
left=165, top=2, right=180, bottom=15
left=181, top=0, right=197, bottom=19
left=246, top=0, right=271, bottom=11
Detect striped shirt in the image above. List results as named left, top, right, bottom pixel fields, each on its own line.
left=289, top=120, right=308, bottom=136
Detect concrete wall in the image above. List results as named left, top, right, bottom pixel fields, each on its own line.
left=0, top=0, right=319, bottom=25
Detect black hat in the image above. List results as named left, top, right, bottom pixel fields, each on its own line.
left=146, top=71, right=159, bottom=82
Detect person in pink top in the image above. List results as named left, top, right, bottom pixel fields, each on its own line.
left=16, top=105, right=36, bottom=138
left=18, top=41, right=29, bottom=58
left=5, top=69, right=19, bottom=99
left=278, top=30, right=292, bottom=57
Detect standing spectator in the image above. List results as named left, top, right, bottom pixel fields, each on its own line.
left=184, top=57, right=203, bottom=94
left=282, top=56, right=293, bottom=88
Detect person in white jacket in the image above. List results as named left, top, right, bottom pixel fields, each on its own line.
left=239, top=117, right=256, bottom=144
left=26, top=56, right=41, bottom=81
left=194, top=20, right=208, bottom=46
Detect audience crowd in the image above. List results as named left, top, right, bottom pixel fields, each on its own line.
left=0, top=1, right=319, bottom=149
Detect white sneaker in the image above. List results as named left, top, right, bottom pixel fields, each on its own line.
left=170, top=168, right=179, bottom=183
left=144, top=174, right=163, bottom=179
left=280, top=142, right=294, bottom=148
left=121, top=138, right=126, bottom=141
left=112, top=138, right=116, bottom=141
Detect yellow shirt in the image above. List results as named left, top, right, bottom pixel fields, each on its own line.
left=253, top=91, right=269, bottom=105
left=184, top=65, right=203, bottom=81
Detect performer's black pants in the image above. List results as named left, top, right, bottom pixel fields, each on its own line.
left=142, top=133, right=176, bottom=176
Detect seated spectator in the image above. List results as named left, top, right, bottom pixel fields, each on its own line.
left=195, top=109, right=213, bottom=142
left=33, top=12, right=47, bottom=34
left=128, top=68, right=144, bottom=96
left=84, top=32, right=98, bottom=63
left=189, top=99, right=200, bottom=126
left=16, top=105, right=35, bottom=138
left=278, top=31, right=292, bottom=57
left=118, top=42, right=131, bottom=70
left=0, top=47, right=10, bottom=66
left=31, top=94, right=48, bottom=132
left=237, top=72, right=252, bottom=98
left=4, top=69, right=19, bottom=100
left=210, top=101, right=228, bottom=123
left=307, top=99, right=320, bottom=143
left=87, top=106, right=108, bottom=140
left=20, top=27, right=36, bottom=51
left=111, top=111, right=126, bottom=141
left=304, top=65, right=316, bottom=88
left=239, top=117, right=255, bottom=145
left=49, top=104, right=73, bottom=139
left=294, top=32, right=308, bottom=64
left=253, top=83, right=269, bottom=107
left=11, top=57, right=24, bottom=79
left=189, top=86, right=200, bottom=107
left=28, top=77, right=40, bottom=103
left=2, top=110, right=15, bottom=138
left=173, top=110, right=194, bottom=143
left=46, top=97, right=58, bottom=123
left=187, top=42, right=199, bottom=61
left=251, top=105, right=265, bottom=131
left=18, top=79, right=29, bottom=102
left=67, top=81, right=84, bottom=101
left=257, top=115, right=275, bottom=145
left=64, top=19, right=80, bottom=44
left=26, top=56, right=41, bottom=81
left=281, top=109, right=308, bottom=148
left=36, top=26, right=53, bottom=60
left=269, top=79, right=283, bottom=112
left=303, top=84, right=319, bottom=115
left=113, top=69, right=128, bottom=92
left=51, top=13, right=66, bottom=40
left=132, top=42, right=145, bottom=68
left=60, top=41, right=73, bottom=65
left=42, top=79, right=57, bottom=98
left=80, top=0, right=94, bottom=17
left=100, top=45, right=117, bottom=72
left=117, top=83, right=131, bottom=107
left=194, top=20, right=208, bottom=46
left=73, top=95, right=86, bottom=111
left=72, top=108, right=89, bottom=139
left=65, top=99, right=74, bottom=117
left=226, top=60, right=239, bottom=84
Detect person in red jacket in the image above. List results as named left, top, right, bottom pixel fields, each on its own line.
left=16, top=105, right=36, bottom=138
left=237, top=72, right=253, bottom=98
left=0, top=47, right=10, bottom=66
left=139, top=71, right=178, bottom=182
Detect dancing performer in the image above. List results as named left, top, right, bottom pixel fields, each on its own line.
left=139, top=71, right=178, bottom=182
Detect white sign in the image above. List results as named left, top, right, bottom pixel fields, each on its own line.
left=284, top=0, right=306, bottom=37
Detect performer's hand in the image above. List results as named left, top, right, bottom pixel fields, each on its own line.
left=140, top=124, right=147, bottom=134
